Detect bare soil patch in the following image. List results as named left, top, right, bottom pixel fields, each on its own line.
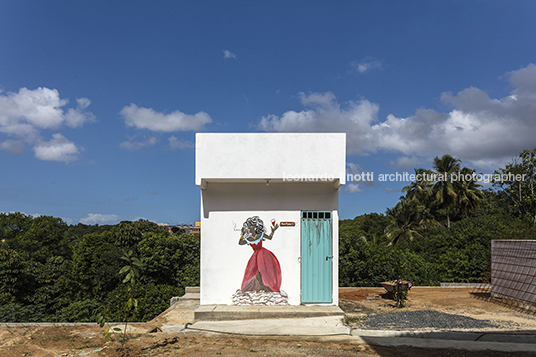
left=2, top=326, right=533, bottom=357
left=341, top=287, right=536, bottom=331
left=1, top=287, right=536, bottom=356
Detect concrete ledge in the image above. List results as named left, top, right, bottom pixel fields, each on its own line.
left=170, top=286, right=200, bottom=306
left=174, top=316, right=351, bottom=336
left=440, top=283, right=490, bottom=288
left=195, top=305, right=344, bottom=321
left=185, top=287, right=200, bottom=294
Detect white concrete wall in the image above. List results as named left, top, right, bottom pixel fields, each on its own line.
left=196, top=133, right=345, bottom=306
left=201, top=209, right=302, bottom=305
left=200, top=182, right=339, bottom=305
left=195, top=133, right=346, bottom=187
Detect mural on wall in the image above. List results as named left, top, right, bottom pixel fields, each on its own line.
left=232, top=216, right=289, bottom=305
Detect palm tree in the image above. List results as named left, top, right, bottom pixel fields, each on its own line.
left=384, top=198, right=423, bottom=245
left=359, top=232, right=389, bottom=247
left=402, top=169, right=431, bottom=199
left=402, top=169, right=441, bottom=231
left=455, top=167, right=484, bottom=218
left=430, top=155, right=461, bottom=228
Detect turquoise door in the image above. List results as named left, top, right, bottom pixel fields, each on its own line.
left=301, top=211, right=333, bottom=303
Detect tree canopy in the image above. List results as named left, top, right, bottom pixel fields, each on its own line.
left=0, top=215, right=199, bottom=323
left=1, top=149, right=535, bottom=321
left=493, top=148, right=536, bottom=224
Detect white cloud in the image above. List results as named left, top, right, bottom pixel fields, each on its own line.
left=223, top=49, right=237, bottom=59
left=61, top=217, right=75, bottom=225
left=0, top=87, right=94, bottom=161
left=259, top=92, right=379, bottom=155
left=298, top=91, right=336, bottom=108
left=0, top=87, right=67, bottom=130
left=80, top=213, right=120, bottom=225
left=346, top=162, right=375, bottom=185
left=507, top=63, right=536, bottom=93
left=0, top=139, right=25, bottom=155
left=345, top=183, right=363, bottom=193
left=391, top=156, right=420, bottom=169
left=120, top=104, right=212, bottom=132
left=374, top=83, right=535, bottom=162
left=346, top=162, right=362, bottom=173
left=260, top=64, right=536, bottom=169
left=1, top=211, right=41, bottom=218
left=120, top=136, right=158, bottom=150
left=350, top=57, right=383, bottom=73
left=64, top=98, right=94, bottom=127
left=0, top=87, right=94, bottom=133
left=168, top=135, right=194, bottom=149
left=33, top=133, right=80, bottom=162
left=345, top=162, right=375, bottom=194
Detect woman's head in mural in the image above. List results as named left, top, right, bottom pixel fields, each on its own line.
left=239, top=216, right=279, bottom=246
left=243, top=216, right=265, bottom=239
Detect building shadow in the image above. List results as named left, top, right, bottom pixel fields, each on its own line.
left=357, top=329, right=536, bottom=356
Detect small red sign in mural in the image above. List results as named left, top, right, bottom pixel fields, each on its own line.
left=280, top=221, right=295, bottom=227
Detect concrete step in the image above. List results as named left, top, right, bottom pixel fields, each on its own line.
left=194, top=305, right=344, bottom=321
left=168, top=315, right=350, bottom=335
left=185, top=287, right=200, bottom=294
left=170, top=287, right=200, bottom=307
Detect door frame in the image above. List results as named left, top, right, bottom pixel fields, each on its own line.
left=300, top=210, right=333, bottom=303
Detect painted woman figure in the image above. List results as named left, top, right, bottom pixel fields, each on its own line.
left=239, top=216, right=281, bottom=293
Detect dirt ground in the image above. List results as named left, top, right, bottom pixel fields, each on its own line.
left=2, top=287, right=536, bottom=357
left=340, top=287, right=536, bottom=331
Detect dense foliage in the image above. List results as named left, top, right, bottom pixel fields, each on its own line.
left=493, top=148, right=536, bottom=224
left=0, top=218, right=199, bottom=322
left=1, top=149, right=535, bottom=322
left=340, top=191, right=532, bottom=286
left=340, top=150, right=536, bottom=287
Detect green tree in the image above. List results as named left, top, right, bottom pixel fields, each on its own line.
left=0, top=212, right=32, bottom=241
left=138, top=232, right=200, bottom=288
left=59, top=299, right=103, bottom=322
left=103, top=283, right=183, bottom=322
left=115, top=220, right=165, bottom=251
left=63, top=223, right=114, bottom=247
left=384, top=198, right=423, bottom=245
left=493, top=148, right=536, bottom=224
left=359, top=232, right=389, bottom=247
left=22, top=256, right=65, bottom=314
left=402, top=169, right=441, bottom=232
left=1, top=214, right=68, bottom=263
left=430, top=155, right=461, bottom=228
left=455, top=167, right=484, bottom=218
left=0, top=247, right=25, bottom=303
left=66, top=231, right=123, bottom=301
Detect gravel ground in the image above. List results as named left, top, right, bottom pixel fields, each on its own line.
left=360, top=310, right=500, bottom=330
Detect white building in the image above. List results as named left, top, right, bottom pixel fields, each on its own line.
left=196, top=133, right=346, bottom=306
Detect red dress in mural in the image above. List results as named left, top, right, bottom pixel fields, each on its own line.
left=241, top=238, right=282, bottom=293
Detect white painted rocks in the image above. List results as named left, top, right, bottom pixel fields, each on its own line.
left=232, top=289, right=290, bottom=306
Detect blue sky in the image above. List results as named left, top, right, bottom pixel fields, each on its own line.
left=1, top=1, right=536, bottom=225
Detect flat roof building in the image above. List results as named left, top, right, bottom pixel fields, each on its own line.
left=196, top=133, right=346, bottom=306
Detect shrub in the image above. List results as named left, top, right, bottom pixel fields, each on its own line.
left=103, top=283, right=184, bottom=322
left=0, top=303, right=52, bottom=322
left=58, top=299, right=103, bottom=322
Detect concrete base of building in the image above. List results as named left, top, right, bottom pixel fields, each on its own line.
left=194, top=304, right=344, bottom=321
